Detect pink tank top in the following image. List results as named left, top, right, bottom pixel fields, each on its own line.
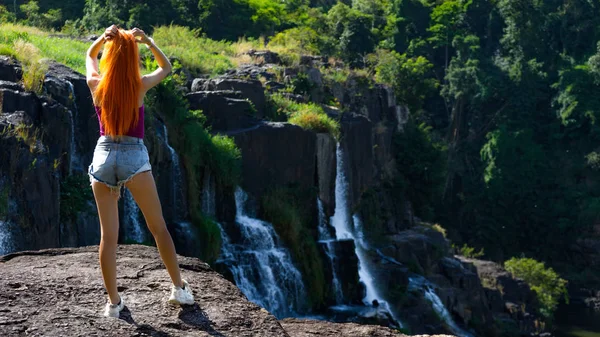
left=94, top=105, right=145, bottom=139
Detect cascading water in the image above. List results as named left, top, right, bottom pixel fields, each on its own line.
left=328, top=144, right=403, bottom=326
left=201, top=168, right=216, bottom=218
left=317, top=198, right=343, bottom=303
left=123, top=189, right=145, bottom=243
left=409, top=275, right=474, bottom=337
left=0, top=220, right=12, bottom=255
left=65, top=81, right=81, bottom=173
left=216, top=187, right=307, bottom=318
left=162, top=124, right=186, bottom=217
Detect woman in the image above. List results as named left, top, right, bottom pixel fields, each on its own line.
left=85, top=25, right=194, bottom=318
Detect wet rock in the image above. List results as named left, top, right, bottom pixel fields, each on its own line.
left=318, top=239, right=362, bottom=304
left=0, top=113, right=60, bottom=252
left=340, top=114, right=374, bottom=209
left=0, top=245, right=289, bottom=337
left=316, top=133, right=336, bottom=217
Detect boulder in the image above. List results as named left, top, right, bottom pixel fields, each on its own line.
left=0, top=56, right=22, bottom=82
left=186, top=90, right=259, bottom=132
left=247, top=50, right=281, bottom=65
left=0, top=245, right=289, bottom=337
left=204, top=78, right=266, bottom=118
left=379, top=227, right=450, bottom=275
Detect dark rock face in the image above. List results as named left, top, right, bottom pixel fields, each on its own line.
left=46, top=61, right=99, bottom=171
left=0, top=245, right=289, bottom=337
left=203, top=78, right=266, bottom=118
left=319, top=239, right=362, bottom=304
left=0, top=117, right=61, bottom=252
left=229, top=122, right=316, bottom=203
left=316, top=133, right=336, bottom=217
left=461, top=257, right=543, bottom=335
left=186, top=90, right=259, bottom=132
left=340, top=114, right=374, bottom=209
left=0, top=56, right=22, bottom=83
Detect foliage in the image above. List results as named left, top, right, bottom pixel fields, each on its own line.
left=505, top=257, right=569, bottom=319
left=12, top=39, right=47, bottom=93
left=393, top=120, right=446, bottom=220
left=151, top=25, right=234, bottom=76
left=0, top=184, right=8, bottom=219
left=261, top=187, right=327, bottom=308
left=266, top=93, right=340, bottom=139
left=145, top=72, right=240, bottom=262
left=60, top=174, right=93, bottom=223
left=0, top=23, right=89, bottom=73
left=454, top=243, right=484, bottom=259
left=372, top=48, right=438, bottom=112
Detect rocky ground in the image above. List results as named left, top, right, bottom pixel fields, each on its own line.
left=0, top=245, right=453, bottom=337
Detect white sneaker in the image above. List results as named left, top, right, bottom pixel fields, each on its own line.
left=103, top=295, right=124, bottom=318
left=168, top=279, right=195, bottom=305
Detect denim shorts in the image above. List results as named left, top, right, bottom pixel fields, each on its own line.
left=88, top=136, right=152, bottom=192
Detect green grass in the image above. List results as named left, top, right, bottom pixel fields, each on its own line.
left=266, top=93, right=340, bottom=138
left=0, top=23, right=89, bottom=74
left=261, top=187, right=327, bottom=308
left=150, top=25, right=235, bottom=76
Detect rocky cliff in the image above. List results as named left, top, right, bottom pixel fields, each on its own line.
left=0, top=245, right=452, bottom=337
left=0, top=51, right=549, bottom=337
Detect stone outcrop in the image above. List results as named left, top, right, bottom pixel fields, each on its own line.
left=186, top=90, right=258, bottom=132
left=0, top=245, right=452, bottom=337
left=280, top=318, right=454, bottom=337
left=228, top=122, right=316, bottom=208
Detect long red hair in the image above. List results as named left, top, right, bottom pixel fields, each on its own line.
left=93, top=29, right=142, bottom=136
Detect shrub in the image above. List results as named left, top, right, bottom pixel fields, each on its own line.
left=266, top=93, right=340, bottom=138
left=393, top=120, right=446, bottom=220
left=454, top=243, right=484, bottom=258
left=13, top=39, right=47, bottom=94
left=261, top=187, right=327, bottom=308
left=504, top=257, right=569, bottom=319
left=288, top=110, right=340, bottom=139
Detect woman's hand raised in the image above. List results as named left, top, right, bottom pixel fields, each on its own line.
left=131, top=28, right=152, bottom=45
left=103, top=25, right=118, bottom=41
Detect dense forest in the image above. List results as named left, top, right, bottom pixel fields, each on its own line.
left=2, top=0, right=600, bottom=306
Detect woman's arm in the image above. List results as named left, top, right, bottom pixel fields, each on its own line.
left=131, top=28, right=172, bottom=92
left=86, top=25, right=118, bottom=90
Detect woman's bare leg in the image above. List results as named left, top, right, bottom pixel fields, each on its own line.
left=125, top=171, right=183, bottom=288
left=92, top=182, right=121, bottom=305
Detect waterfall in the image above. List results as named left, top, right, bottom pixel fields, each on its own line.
left=317, top=198, right=343, bottom=303
left=409, top=275, right=474, bottom=337
left=163, top=124, right=186, bottom=217
left=0, top=220, right=12, bottom=255
left=201, top=169, right=216, bottom=218
left=65, top=81, right=80, bottom=173
left=216, top=187, right=307, bottom=318
left=123, top=189, right=145, bottom=243
left=329, top=144, right=403, bottom=326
